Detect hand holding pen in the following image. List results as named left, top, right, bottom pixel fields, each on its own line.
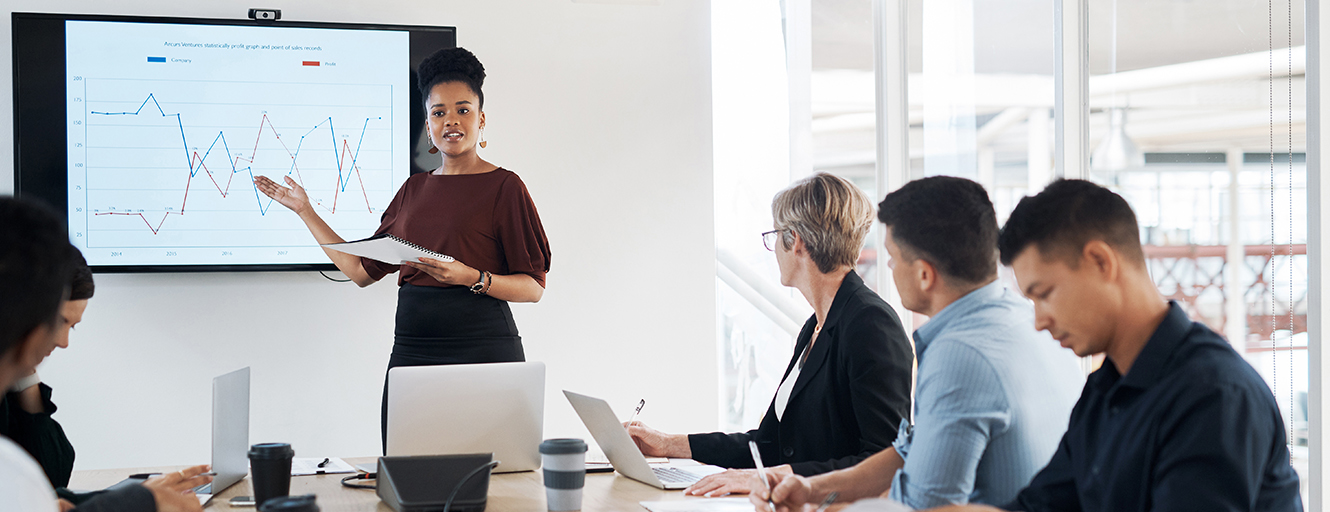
left=623, top=400, right=695, bottom=459
left=626, top=398, right=646, bottom=428
left=749, top=461, right=824, bottom=512
left=749, top=441, right=776, bottom=511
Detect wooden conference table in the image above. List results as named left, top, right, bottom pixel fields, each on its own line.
left=70, top=457, right=714, bottom=511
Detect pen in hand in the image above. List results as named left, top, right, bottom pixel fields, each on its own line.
left=749, top=440, right=774, bottom=511
left=625, top=398, right=645, bottom=428
left=815, top=491, right=840, bottom=512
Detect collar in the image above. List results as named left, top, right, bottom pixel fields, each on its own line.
left=815, top=270, right=866, bottom=336
left=784, top=271, right=866, bottom=401
left=912, top=279, right=1005, bottom=354
left=1110, top=301, right=1192, bottom=392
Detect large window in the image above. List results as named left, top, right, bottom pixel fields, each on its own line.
left=714, top=8, right=1312, bottom=502
left=1086, top=0, right=1307, bottom=501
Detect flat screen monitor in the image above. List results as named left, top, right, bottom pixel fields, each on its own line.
left=12, top=12, right=455, bottom=272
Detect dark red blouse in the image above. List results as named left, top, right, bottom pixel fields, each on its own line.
left=361, top=168, right=551, bottom=288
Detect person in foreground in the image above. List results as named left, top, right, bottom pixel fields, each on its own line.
left=1, top=252, right=90, bottom=490
left=929, top=179, right=1301, bottom=512
left=751, top=177, right=1082, bottom=510
left=629, top=173, right=914, bottom=496
left=0, top=196, right=211, bottom=512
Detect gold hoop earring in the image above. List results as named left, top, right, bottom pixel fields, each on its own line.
left=479, top=129, right=487, bottom=149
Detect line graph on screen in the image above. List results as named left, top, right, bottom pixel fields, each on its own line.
left=78, top=78, right=397, bottom=248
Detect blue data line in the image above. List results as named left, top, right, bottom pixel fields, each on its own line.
left=90, top=94, right=379, bottom=216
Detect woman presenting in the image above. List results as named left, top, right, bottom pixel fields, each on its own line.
left=255, top=47, right=551, bottom=447
left=628, top=173, right=912, bottom=496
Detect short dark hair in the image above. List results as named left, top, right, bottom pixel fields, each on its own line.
left=418, top=47, right=486, bottom=110
left=877, top=176, right=998, bottom=284
left=0, top=196, right=73, bottom=357
left=69, top=249, right=95, bottom=301
left=998, top=179, right=1143, bottom=267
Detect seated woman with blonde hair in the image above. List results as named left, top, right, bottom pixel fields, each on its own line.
left=628, top=172, right=914, bottom=496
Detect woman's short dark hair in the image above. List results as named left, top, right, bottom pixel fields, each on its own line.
left=877, top=176, right=998, bottom=285
left=997, top=179, right=1143, bottom=267
left=417, top=47, right=486, bottom=110
left=68, top=249, right=94, bottom=301
left=0, top=196, right=72, bottom=356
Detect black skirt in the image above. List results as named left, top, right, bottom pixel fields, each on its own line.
left=381, top=283, right=525, bottom=451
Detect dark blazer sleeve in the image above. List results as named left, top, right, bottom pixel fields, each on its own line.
left=687, top=345, right=800, bottom=469
left=686, top=428, right=761, bottom=468
left=71, top=485, right=156, bottom=512
left=687, top=277, right=913, bottom=476
left=1, top=384, right=76, bottom=487
left=787, top=299, right=912, bottom=475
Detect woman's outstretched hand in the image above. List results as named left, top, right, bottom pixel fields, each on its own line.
left=253, top=175, right=311, bottom=215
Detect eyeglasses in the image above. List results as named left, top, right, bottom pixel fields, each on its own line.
left=761, top=229, right=784, bottom=251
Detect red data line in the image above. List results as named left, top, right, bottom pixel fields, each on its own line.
left=94, top=111, right=375, bottom=234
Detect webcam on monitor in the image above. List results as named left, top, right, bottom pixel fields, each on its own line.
left=247, top=8, right=281, bottom=21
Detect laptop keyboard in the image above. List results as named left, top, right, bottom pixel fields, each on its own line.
left=652, top=467, right=701, bottom=484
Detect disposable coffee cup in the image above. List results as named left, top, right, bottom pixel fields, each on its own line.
left=540, top=438, right=587, bottom=511
left=248, top=443, right=295, bottom=508
left=258, top=494, right=319, bottom=512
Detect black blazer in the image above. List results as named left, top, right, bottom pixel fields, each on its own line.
left=689, top=271, right=913, bottom=475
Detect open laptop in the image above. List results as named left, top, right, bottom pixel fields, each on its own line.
left=563, top=390, right=725, bottom=489
left=194, top=367, right=249, bottom=504
left=387, top=362, right=545, bottom=473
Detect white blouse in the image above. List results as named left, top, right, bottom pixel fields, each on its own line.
left=773, top=344, right=811, bottom=421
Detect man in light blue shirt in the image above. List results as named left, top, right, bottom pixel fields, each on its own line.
left=753, top=177, right=1083, bottom=510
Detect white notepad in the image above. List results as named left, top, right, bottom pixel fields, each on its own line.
left=639, top=498, right=754, bottom=512
left=321, top=234, right=454, bottom=264
left=291, top=457, right=356, bottom=476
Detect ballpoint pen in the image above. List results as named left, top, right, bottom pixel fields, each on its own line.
left=749, top=440, right=774, bottom=511
left=626, top=398, right=645, bottom=428
left=317, top=458, right=330, bottom=468
left=815, top=491, right=840, bottom=512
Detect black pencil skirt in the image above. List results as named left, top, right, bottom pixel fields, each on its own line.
left=381, top=283, right=525, bottom=451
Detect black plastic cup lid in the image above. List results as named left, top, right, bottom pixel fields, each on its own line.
left=259, top=494, right=318, bottom=512
left=248, top=443, right=294, bottom=459
left=539, top=438, right=588, bottom=455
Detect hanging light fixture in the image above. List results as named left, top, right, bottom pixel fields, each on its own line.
left=1090, top=107, right=1146, bottom=180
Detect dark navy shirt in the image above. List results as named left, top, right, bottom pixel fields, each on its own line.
left=1004, top=302, right=1302, bottom=512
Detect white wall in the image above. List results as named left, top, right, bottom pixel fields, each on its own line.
left=0, top=0, right=716, bottom=470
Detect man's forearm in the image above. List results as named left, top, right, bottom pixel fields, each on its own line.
left=810, top=447, right=906, bottom=502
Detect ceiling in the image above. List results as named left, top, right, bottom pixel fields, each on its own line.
left=811, top=0, right=1304, bottom=73
left=806, top=0, right=1308, bottom=172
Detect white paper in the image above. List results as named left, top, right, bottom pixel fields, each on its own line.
left=321, top=235, right=454, bottom=265
left=841, top=498, right=914, bottom=512
left=291, top=457, right=357, bottom=476
left=639, top=497, right=754, bottom=512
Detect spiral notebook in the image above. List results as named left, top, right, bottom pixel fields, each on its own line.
left=321, top=234, right=455, bottom=264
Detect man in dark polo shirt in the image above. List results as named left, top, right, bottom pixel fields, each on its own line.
left=928, top=179, right=1301, bottom=512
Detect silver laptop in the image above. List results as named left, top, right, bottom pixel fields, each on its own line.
left=563, top=390, right=725, bottom=489
left=387, top=362, right=545, bottom=473
left=195, top=367, right=249, bottom=504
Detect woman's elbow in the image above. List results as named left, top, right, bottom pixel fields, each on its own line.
left=351, top=272, right=377, bottom=288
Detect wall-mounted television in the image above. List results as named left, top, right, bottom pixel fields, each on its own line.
left=13, top=12, right=454, bottom=272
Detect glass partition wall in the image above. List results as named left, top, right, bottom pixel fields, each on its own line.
left=1085, top=0, right=1308, bottom=502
